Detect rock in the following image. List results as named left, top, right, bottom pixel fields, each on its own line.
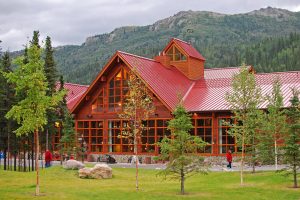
left=90, top=164, right=112, bottom=179
left=78, top=168, right=92, bottom=178
left=63, top=160, right=85, bottom=170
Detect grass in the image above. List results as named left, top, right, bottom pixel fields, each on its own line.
left=0, top=166, right=299, bottom=200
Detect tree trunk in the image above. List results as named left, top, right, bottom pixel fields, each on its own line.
left=23, top=147, right=26, bottom=172
left=35, top=129, right=40, bottom=196
left=7, top=122, right=11, bottom=171
left=251, top=145, right=255, bottom=173
left=240, top=131, right=245, bottom=186
left=31, top=134, right=34, bottom=171
left=13, top=153, right=17, bottom=171
left=134, top=134, right=139, bottom=191
left=3, top=148, right=7, bottom=170
left=293, top=158, right=298, bottom=188
left=180, top=168, right=185, bottom=195
left=27, top=137, right=30, bottom=171
left=274, top=140, right=278, bottom=171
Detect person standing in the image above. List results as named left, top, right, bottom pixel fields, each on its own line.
left=226, top=149, right=232, bottom=169
left=45, top=150, right=53, bottom=168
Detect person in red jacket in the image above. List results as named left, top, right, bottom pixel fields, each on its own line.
left=226, top=149, right=232, bottom=169
left=45, top=150, right=53, bottom=168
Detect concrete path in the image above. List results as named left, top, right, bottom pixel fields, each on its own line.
left=52, top=161, right=287, bottom=171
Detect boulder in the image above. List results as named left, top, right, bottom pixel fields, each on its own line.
left=78, top=168, right=92, bottom=178
left=63, top=159, right=85, bottom=170
left=90, top=164, right=112, bottom=179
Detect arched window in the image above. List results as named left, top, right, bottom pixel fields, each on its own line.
left=108, top=68, right=129, bottom=112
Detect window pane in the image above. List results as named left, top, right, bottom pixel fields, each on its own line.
left=205, top=119, right=212, bottom=126
left=197, top=119, right=204, bottom=126
left=157, top=120, right=164, bottom=127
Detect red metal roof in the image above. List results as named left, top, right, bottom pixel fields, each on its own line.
left=184, top=70, right=300, bottom=112
left=169, top=38, right=206, bottom=61
left=56, top=83, right=88, bottom=110
left=118, top=51, right=194, bottom=110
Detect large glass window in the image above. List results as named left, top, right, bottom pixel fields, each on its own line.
left=194, top=118, right=212, bottom=153
left=108, top=68, right=129, bottom=112
left=108, top=120, right=133, bottom=153
left=77, top=121, right=90, bottom=152
left=92, top=89, right=104, bottom=112
left=141, top=120, right=156, bottom=153
left=166, top=46, right=187, bottom=61
left=218, top=118, right=235, bottom=154
left=76, top=121, right=104, bottom=153
left=90, top=121, right=104, bottom=152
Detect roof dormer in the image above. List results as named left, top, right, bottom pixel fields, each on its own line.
left=154, top=38, right=205, bottom=80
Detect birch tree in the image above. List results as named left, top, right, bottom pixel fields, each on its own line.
left=225, top=66, right=263, bottom=185
left=4, top=44, right=65, bottom=196
left=259, top=78, right=286, bottom=169
left=119, top=68, right=155, bottom=191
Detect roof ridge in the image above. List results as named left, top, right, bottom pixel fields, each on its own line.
left=172, top=38, right=191, bottom=45
left=63, top=82, right=89, bottom=87
left=117, top=51, right=158, bottom=62
left=204, top=66, right=242, bottom=71
left=256, top=70, right=300, bottom=75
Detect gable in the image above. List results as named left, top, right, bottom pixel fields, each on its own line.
left=163, top=38, right=206, bottom=61
left=71, top=53, right=176, bottom=115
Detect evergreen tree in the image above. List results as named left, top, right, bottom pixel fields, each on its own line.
left=0, top=52, right=16, bottom=171
left=281, top=89, right=300, bottom=188
left=4, top=44, right=66, bottom=195
left=30, top=30, right=40, bottom=48
left=57, top=76, right=75, bottom=163
left=157, top=103, right=208, bottom=195
left=225, top=65, right=263, bottom=185
left=23, top=46, right=29, bottom=64
left=59, top=108, right=76, bottom=160
left=43, top=36, right=59, bottom=151
left=44, top=36, right=57, bottom=96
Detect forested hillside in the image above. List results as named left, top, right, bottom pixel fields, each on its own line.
left=20, top=7, right=300, bottom=84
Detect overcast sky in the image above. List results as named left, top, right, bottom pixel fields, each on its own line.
left=1, top=0, right=300, bottom=51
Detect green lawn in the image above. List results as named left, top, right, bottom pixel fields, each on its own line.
left=0, top=166, right=299, bottom=200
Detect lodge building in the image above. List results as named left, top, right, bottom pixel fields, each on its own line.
left=53, top=38, right=300, bottom=157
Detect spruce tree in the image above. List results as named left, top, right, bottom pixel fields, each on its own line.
left=43, top=36, right=58, bottom=151
left=0, top=52, right=16, bottom=171
left=157, top=103, right=208, bottom=195
left=44, top=36, right=57, bottom=96
left=23, top=46, right=29, bottom=64
left=281, top=89, right=300, bottom=188
left=30, top=30, right=40, bottom=48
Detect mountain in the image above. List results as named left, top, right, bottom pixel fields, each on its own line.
left=51, top=7, right=300, bottom=84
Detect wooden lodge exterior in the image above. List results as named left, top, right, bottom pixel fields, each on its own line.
left=55, top=38, right=300, bottom=157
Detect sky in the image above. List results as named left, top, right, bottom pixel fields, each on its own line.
left=1, top=0, right=300, bottom=51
